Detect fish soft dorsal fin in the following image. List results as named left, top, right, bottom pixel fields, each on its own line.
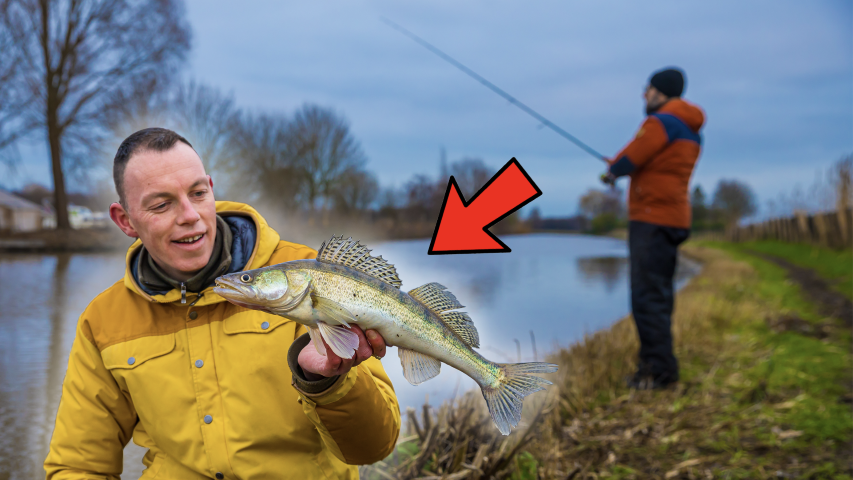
left=439, top=311, right=480, bottom=348
left=317, top=235, right=402, bottom=289
left=409, top=283, right=480, bottom=348
left=398, top=348, right=441, bottom=385
left=408, top=282, right=463, bottom=312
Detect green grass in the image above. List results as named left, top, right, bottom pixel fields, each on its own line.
left=699, top=241, right=824, bottom=319
left=738, top=240, right=853, bottom=301
left=697, top=241, right=852, bottom=447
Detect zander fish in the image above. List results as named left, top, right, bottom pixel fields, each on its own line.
left=213, top=235, right=557, bottom=435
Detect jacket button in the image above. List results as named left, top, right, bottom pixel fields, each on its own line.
left=261, top=321, right=270, bottom=330
left=195, top=359, right=204, bottom=368
left=216, top=474, right=224, bottom=480
left=204, top=415, right=212, bottom=424
left=189, top=311, right=198, bottom=320
left=127, top=357, right=135, bottom=365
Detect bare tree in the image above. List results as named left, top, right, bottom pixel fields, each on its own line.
left=404, top=174, right=443, bottom=221
left=1, top=0, right=190, bottom=229
left=712, top=179, right=757, bottom=226
left=229, top=112, right=305, bottom=210
left=287, top=104, right=367, bottom=215
left=579, top=188, right=624, bottom=218
left=171, top=80, right=239, bottom=176
left=0, top=21, right=25, bottom=155
left=449, top=157, right=492, bottom=199
left=332, top=169, right=379, bottom=215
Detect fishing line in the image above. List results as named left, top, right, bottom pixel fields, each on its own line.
left=381, top=17, right=607, bottom=163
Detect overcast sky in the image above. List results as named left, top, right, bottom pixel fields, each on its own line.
left=7, top=0, right=852, bottom=217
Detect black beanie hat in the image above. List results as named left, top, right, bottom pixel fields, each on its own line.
left=649, top=68, right=685, bottom=98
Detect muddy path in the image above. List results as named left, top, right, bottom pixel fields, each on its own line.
left=747, top=250, right=853, bottom=327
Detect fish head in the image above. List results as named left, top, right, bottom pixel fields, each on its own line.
left=214, top=266, right=311, bottom=314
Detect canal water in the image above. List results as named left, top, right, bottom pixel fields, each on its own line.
left=0, top=233, right=700, bottom=479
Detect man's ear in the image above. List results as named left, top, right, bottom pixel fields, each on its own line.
left=109, top=202, right=140, bottom=238
left=208, top=175, right=213, bottom=188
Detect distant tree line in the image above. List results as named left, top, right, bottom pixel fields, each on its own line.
left=690, top=179, right=757, bottom=231
left=572, top=178, right=759, bottom=235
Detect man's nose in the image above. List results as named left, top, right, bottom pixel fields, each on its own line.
left=175, top=195, right=201, bottom=225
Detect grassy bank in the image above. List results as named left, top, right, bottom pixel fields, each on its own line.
left=734, top=241, right=852, bottom=301
left=364, top=241, right=852, bottom=479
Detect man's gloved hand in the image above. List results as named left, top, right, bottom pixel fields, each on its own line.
left=600, top=171, right=616, bottom=187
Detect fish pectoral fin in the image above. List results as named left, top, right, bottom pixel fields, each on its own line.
left=398, top=348, right=441, bottom=385
left=307, top=327, right=326, bottom=356
left=316, top=322, right=360, bottom=359
left=311, top=294, right=357, bottom=327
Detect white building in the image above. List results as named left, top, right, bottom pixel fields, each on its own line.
left=0, top=190, right=45, bottom=232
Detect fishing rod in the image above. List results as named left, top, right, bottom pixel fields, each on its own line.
left=381, top=17, right=607, bottom=163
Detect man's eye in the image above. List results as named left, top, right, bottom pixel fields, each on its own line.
left=152, top=202, right=168, bottom=210
left=193, top=190, right=206, bottom=197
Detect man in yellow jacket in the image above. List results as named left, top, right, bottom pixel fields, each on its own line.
left=44, top=128, right=401, bottom=479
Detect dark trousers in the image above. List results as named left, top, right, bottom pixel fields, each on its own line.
left=629, top=220, right=690, bottom=381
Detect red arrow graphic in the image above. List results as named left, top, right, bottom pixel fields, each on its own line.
left=428, top=158, right=542, bottom=254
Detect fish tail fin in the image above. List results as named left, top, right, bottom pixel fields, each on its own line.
left=481, top=362, right=558, bottom=436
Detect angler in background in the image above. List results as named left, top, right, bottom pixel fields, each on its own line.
left=602, top=67, right=706, bottom=390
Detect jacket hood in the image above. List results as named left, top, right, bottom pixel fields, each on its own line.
left=123, top=201, right=282, bottom=306
left=659, top=98, right=705, bottom=133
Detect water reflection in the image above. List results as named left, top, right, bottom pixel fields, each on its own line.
left=0, top=234, right=699, bottom=479
left=576, top=256, right=628, bottom=293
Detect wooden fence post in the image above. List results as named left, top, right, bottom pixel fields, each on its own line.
left=795, top=210, right=810, bottom=243
left=813, top=213, right=828, bottom=247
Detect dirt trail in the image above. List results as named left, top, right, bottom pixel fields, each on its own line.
left=747, top=250, right=853, bottom=326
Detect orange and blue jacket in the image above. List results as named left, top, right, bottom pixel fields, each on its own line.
left=44, top=201, right=401, bottom=479
left=608, top=98, right=706, bottom=229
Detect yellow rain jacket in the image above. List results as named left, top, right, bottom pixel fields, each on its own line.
left=44, top=201, right=401, bottom=479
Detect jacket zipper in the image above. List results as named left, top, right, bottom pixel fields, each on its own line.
left=181, top=282, right=187, bottom=304
left=189, top=292, right=204, bottom=306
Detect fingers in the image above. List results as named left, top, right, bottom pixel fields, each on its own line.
left=350, top=326, right=374, bottom=365
left=299, top=325, right=387, bottom=380
left=365, top=329, right=387, bottom=358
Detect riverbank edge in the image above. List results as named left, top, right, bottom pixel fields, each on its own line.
left=363, top=241, right=852, bottom=479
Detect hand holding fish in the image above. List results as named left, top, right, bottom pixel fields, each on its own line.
left=298, top=326, right=387, bottom=380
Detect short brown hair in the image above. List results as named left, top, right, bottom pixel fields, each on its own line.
left=113, top=128, right=194, bottom=207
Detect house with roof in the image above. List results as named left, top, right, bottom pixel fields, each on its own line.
left=0, top=189, right=45, bottom=232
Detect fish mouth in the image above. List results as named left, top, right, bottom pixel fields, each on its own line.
left=213, top=277, right=254, bottom=302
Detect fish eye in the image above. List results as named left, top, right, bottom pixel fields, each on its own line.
left=240, top=274, right=252, bottom=283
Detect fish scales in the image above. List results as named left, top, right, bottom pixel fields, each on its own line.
left=306, top=264, right=502, bottom=387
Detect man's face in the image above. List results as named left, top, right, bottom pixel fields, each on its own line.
left=110, top=143, right=217, bottom=281
left=643, top=85, right=668, bottom=114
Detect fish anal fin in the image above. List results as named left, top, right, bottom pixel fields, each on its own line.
left=439, top=311, right=480, bottom=348
left=316, top=236, right=402, bottom=289
left=316, top=322, right=359, bottom=359
left=408, top=282, right=464, bottom=313
left=311, top=294, right=356, bottom=327
left=398, top=348, right=441, bottom=385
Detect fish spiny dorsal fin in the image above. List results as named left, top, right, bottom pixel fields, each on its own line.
left=439, top=311, right=480, bottom=348
left=409, top=283, right=480, bottom=348
left=316, top=235, right=402, bottom=289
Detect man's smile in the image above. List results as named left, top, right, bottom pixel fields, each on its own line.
left=172, top=232, right=206, bottom=245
